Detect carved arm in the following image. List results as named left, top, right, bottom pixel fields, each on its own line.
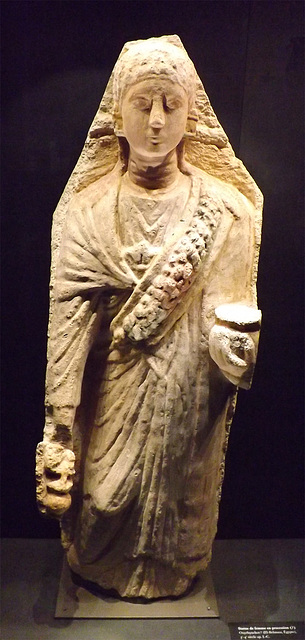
left=36, top=294, right=102, bottom=517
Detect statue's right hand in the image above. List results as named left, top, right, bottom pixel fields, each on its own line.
left=35, top=441, right=75, bottom=518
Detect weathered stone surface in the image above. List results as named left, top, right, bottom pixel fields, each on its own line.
left=36, top=442, right=75, bottom=517
left=36, top=35, right=262, bottom=599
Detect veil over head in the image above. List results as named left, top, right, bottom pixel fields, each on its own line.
left=112, top=36, right=197, bottom=110
left=48, top=35, right=262, bottom=329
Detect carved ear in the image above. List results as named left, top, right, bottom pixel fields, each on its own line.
left=185, top=108, right=198, bottom=135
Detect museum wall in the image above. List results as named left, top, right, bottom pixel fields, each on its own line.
left=1, top=0, right=304, bottom=540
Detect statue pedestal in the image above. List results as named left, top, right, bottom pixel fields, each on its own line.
left=55, top=557, right=218, bottom=619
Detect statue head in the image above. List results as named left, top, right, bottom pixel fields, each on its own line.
left=112, top=37, right=198, bottom=163
left=113, top=37, right=197, bottom=112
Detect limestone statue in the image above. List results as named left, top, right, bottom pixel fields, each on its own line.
left=36, top=35, right=262, bottom=600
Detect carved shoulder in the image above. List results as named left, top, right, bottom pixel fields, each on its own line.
left=190, top=165, right=255, bottom=225
left=68, top=168, right=120, bottom=213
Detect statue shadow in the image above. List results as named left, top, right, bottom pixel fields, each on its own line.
left=211, top=540, right=280, bottom=623
left=70, top=568, right=199, bottom=605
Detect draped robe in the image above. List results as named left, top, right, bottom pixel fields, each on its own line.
left=47, top=164, right=256, bottom=598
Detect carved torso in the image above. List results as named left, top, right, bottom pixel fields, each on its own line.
left=119, top=172, right=191, bottom=279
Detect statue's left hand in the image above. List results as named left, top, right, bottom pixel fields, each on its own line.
left=209, top=324, right=257, bottom=389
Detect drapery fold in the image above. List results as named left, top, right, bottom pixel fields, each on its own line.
left=45, top=166, right=257, bottom=593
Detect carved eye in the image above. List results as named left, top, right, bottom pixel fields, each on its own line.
left=132, top=97, right=151, bottom=111
left=45, top=469, right=61, bottom=480
left=164, top=97, right=182, bottom=112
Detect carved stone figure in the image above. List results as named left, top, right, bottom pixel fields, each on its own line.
left=36, top=36, right=262, bottom=600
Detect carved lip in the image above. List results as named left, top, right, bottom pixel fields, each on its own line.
left=147, top=135, right=163, bottom=144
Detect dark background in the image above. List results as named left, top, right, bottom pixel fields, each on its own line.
left=1, top=1, right=304, bottom=541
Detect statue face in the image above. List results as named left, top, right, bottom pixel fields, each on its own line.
left=121, top=77, right=189, bottom=163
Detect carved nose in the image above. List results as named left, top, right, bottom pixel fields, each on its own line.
left=149, top=101, right=165, bottom=128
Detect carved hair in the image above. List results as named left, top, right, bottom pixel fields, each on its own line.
left=113, top=36, right=197, bottom=112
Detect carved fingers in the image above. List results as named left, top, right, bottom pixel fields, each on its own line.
left=110, top=325, right=129, bottom=349
left=36, top=441, right=75, bottom=518
left=209, top=324, right=257, bottom=389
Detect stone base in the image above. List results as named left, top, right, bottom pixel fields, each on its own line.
left=55, top=556, right=219, bottom=618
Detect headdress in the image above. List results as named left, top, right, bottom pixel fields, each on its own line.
left=112, top=37, right=197, bottom=111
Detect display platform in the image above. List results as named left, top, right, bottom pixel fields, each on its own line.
left=1, top=539, right=304, bottom=640
left=55, top=557, right=218, bottom=618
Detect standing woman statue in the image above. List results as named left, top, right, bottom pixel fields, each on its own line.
left=36, top=36, right=262, bottom=599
